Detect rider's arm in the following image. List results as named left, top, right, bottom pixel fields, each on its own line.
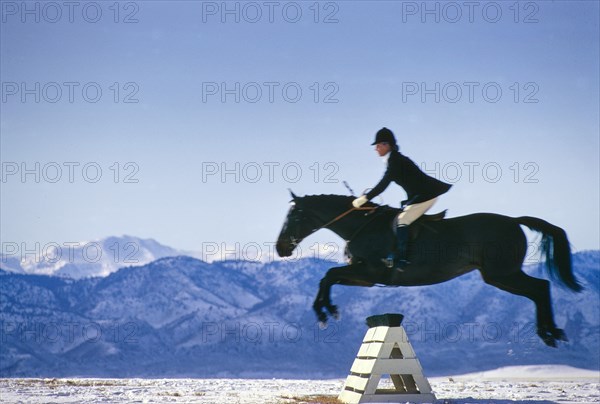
left=365, top=153, right=399, bottom=201
left=353, top=172, right=391, bottom=207
left=365, top=171, right=392, bottom=200
left=355, top=152, right=400, bottom=206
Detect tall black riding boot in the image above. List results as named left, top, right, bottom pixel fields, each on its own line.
left=394, top=224, right=410, bottom=269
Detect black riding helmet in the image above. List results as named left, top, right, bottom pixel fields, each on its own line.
left=371, top=127, right=398, bottom=150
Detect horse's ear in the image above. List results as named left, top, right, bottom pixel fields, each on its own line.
left=288, top=188, right=297, bottom=200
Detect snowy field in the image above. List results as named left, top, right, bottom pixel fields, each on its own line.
left=0, top=366, right=598, bottom=404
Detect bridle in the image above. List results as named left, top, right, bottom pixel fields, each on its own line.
left=286, top=202, right=378, bottom=250
left=312, top=206, right=376, bottom=232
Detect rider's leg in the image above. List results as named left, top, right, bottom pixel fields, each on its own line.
left=393, top=225, right=410, bottom=267
left=397, top=197, right=439, bottom=225
left=391, top=197, right=438, bottom=268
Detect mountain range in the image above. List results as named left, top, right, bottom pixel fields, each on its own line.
left=0, top=237, right=598, bottom=378
left=0, top=236, right=183, bottom=278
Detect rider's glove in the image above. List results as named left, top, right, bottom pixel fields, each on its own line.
left=352, top=195, right=368, bottom=208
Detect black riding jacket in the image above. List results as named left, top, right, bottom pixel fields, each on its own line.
left=366, top=150, right=452, bottom=204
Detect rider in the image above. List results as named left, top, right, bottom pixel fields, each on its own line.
left=352, top=127, right=452, bottom=269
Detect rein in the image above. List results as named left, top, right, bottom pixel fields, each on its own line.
left=313, top=206, right=377, bottom=232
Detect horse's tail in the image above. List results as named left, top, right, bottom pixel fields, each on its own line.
left=515, top=216, right=582, bottom=292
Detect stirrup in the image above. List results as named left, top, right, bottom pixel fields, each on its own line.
left=383, top=254, right=409, bottom=271
left=395, top=258, right=410, bottom=271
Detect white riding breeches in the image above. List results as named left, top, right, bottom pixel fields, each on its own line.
left=396, top=197, right=438, bottom=226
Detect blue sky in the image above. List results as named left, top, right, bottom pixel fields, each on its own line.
left=1, top=1, right=599, bottom=260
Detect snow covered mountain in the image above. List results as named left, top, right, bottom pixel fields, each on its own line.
left=0, top=251, right=598, bottom=378
left=0, top=236, right=182, bottom=278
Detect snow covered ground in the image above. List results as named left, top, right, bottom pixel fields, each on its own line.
left=0, top=366, right=597, bottom=403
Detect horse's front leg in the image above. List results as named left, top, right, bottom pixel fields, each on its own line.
left=313, top=273, right=339, bottom=326
left=313, top=262, right=373, bottom=327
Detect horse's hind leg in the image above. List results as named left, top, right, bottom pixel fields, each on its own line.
left=483, top=270, right=566, bottom=347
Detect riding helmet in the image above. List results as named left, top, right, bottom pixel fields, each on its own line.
left=371, top=127, right=397, bottom=146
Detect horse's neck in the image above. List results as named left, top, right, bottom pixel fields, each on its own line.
left=315, top=205, right=370, bottom=240
left=326, top=220, right=358, bottom=240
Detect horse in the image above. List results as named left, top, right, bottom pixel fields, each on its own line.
left=275, top=192, right=582, bottom=347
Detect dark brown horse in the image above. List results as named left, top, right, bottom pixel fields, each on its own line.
left=276, top=193, right=582, bottom=347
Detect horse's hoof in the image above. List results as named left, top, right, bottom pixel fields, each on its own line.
left=538, top=330, right=557, bottom=348
left=327, top=305, right=340, bottom=320
left=552, top=328, right=569, bottom=342
left=316, top=312, right=328, bottom=327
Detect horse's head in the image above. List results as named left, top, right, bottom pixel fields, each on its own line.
left=276, top=192, right=368, bottom=257
left=276, top=191, right=320, bottom=257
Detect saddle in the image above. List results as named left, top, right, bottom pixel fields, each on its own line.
left=344, top=209, right=448, bottom=265
left=390, top=209, right=447, bottom=227
left=394, top=209, right=447, bottom=241
left=418, top=210, right=447, bottom=222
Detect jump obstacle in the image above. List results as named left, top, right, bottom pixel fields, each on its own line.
left=338, top=314, right=436, bottom=403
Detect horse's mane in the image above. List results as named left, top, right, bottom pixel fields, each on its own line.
left=298, top=194, right=393, bottom=211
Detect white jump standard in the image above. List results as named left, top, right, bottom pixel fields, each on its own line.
left=339, top=313, right=436, bottom=404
